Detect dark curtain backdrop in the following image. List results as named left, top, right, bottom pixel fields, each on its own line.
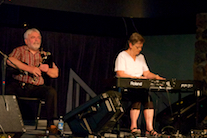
left=0, top=27, right=126, bottom=116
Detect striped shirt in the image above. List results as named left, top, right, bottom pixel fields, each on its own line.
left=9, top=45, right=57, bottom=85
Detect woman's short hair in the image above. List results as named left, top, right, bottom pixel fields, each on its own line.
left=126, top=32, right=145, bottom=49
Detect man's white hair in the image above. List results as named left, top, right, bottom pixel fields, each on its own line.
left=24, top=28, right=41, bottom=39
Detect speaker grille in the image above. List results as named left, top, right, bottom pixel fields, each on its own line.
left=0, top=95, right=25, bottom=135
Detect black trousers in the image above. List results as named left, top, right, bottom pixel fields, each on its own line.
left=122, top=88, right=154, bottom=110
left=6, top=80, right=57, bottom=127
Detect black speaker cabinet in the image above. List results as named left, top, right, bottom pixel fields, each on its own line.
left=64, top=90, right=124, bottom=136
left=0, top=95, right=26, bottom=137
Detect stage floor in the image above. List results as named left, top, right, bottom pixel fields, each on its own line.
left=18, top=119, right=197, bottom=138
left=20, top=119, right=132, bottom=138
left=21, top=120, right=72, bottom=138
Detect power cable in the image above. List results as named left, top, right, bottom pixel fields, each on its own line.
left=130, top=18, right=139, bottom=33
left=122, top=17, right=128, bottom=36
left=0, top=0, right=4, bottom=5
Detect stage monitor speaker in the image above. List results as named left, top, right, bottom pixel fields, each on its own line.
left=0, top=95, right=26, bottom=137
left=64, top=90, right=124, bottom=137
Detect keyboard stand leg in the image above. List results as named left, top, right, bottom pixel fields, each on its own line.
left=178, top=91, right=181, bottom=132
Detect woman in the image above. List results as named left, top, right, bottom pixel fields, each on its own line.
left=114, top=32, right=165, bottom=137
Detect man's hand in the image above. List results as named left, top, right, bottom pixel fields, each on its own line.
left=39, top=64, right=49, bottom=72
left=30, top=66, right=42, bottom=77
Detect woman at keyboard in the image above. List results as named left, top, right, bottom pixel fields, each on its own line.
left=114, top=32, right=165, bottom=137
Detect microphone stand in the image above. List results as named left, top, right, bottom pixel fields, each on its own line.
left=0, top=50, right=9, bottom=111
left=0, top=50, right=22, bottom=111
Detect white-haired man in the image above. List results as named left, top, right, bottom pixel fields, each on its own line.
left=6, top=28, right=59, bottom=134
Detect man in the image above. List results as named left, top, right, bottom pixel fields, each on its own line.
left=6, top=28, right=59, bottom=134
left=114, top=32, right=165, bottom=137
